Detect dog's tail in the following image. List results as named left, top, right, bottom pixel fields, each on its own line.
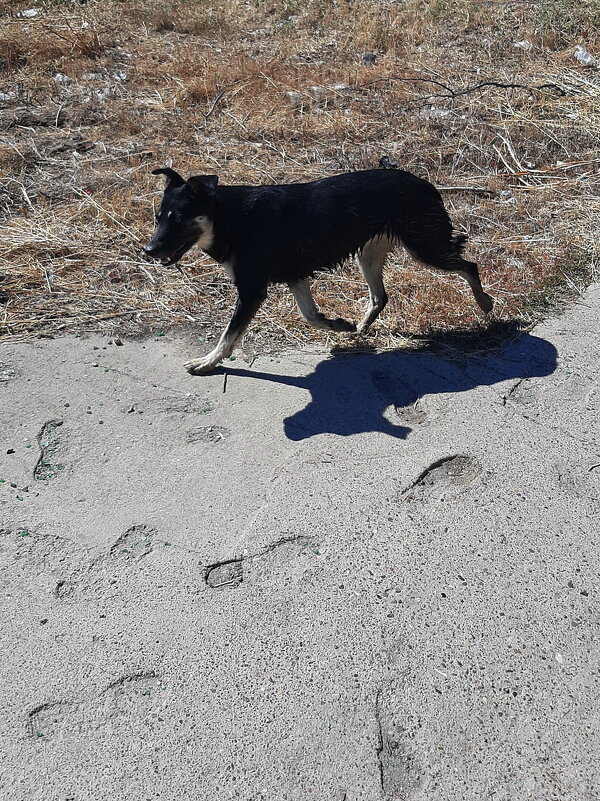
left=452, top=232, right=468, bottom=255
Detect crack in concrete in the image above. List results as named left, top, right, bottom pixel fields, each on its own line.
left=375, top=689, right=385, bottom=797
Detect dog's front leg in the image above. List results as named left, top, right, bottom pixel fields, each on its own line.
left=185, top=286, right=267, bottom=375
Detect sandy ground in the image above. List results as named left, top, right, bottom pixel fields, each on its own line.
left=1, top=287, right=599, bottom=801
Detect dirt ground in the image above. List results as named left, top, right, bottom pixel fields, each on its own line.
left=1, top=0, right=599, bottom=348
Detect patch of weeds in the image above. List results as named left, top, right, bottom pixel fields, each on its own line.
left=521, top=251, right=596, bottom=323
left=536, top=0, right=600, bottom=47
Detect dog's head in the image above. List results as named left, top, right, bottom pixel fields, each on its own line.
left=144, top=168, right=218, bottom=265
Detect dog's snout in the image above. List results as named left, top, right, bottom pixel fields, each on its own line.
left=143, top=241, right=158, bottom=256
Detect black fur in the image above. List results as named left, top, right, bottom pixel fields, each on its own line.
left=144, top=167, right=493, bottom=375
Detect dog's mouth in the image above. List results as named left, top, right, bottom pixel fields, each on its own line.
left=151, top=241, right=194, bottom=266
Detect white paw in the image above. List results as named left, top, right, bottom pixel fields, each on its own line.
left=184, top=357, right=221, bottom=375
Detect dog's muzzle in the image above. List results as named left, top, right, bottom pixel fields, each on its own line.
left=143, top=240, right=191, bottom=266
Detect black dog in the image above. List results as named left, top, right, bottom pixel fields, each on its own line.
left=144, top=167, right=493, bottom=374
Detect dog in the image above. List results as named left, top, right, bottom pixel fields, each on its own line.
left=144, top=166, right=493, bottom=375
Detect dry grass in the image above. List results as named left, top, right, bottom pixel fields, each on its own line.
left=1, top=0, right=599, bottom=351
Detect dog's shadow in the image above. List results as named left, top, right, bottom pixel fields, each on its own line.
left=222, top=323, right=557, bottom=440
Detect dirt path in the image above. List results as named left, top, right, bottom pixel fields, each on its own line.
left=1, top=288, right=599, bottom=800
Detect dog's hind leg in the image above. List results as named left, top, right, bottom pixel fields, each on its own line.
left=288, top=279, right=356, bottom=333
left=401, top=224, right=493, bottom=313
left=357, top=236, right=393, bottom=333
left=452, top=259, right=494, bottom=313
left=185, top=286, right=267, bottom=375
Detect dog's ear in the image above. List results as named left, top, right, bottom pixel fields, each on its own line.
left=187, top=175, right=219, bottom=197
left=152, top=167, right=185, bottom=188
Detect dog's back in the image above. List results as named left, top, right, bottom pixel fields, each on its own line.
left=213, top=169, right=452, bottom=282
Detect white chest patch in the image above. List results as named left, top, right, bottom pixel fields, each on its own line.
left=222, top=260, right=235, bottom=281
left=193, top=215, right=215, bottom=252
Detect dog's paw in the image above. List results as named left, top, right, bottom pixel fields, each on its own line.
left=184, top=357, right=220, bottom=375
left=479, top=294, right=494, bottom=314
left=332, top=317, right=357, bottom=333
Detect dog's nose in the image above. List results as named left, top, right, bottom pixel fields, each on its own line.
left=143, top=242, right=158, bottom=256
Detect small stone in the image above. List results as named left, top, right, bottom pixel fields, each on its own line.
left=361, top=52, right=376, bottom=65
left=7, top=448, right=15, bottom=454
left=285, top=90, right=304, bottom=110
left=92, top=362, right=99, bottom=367
left=574, top=44, right=598, bottom=67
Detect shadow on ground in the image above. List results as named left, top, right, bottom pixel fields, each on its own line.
left=221, top=323, right=558, bottom=440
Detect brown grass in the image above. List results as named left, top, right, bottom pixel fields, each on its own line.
left=1, top=0, right=599, bottom=350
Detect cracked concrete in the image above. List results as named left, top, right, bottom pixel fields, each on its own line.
left=1, top=286, right=600, bottom=800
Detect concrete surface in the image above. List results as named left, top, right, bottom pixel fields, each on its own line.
left=1, top=287, right=599, bottom=801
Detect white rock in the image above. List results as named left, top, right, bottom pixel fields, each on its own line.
left=94, top=87, right=112, bottom=102
left=285, top=90, right=304, bottom=110
left=419, top=106, right=451, bottom=120
left=574, top=44, right=598, bottom=67
left=18, top=8, right=39, bottom=17
left=513, top=40, right=533, bottom=51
